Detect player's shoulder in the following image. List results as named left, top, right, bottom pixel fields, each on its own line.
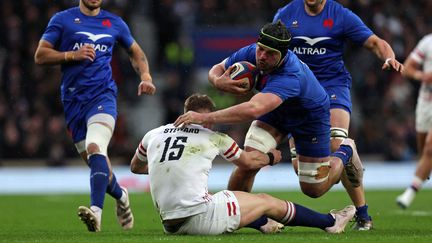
left=99, top=9, right=124, bottom=21
left=326, top=0, right=352, bottom=14
left=420, top=34, right=432, bottom=43
left=50, top=7, right=79, bottom=19
left=279, top=0, right=301, bottom=11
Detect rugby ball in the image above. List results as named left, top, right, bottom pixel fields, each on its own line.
left=229, top=61, right=258, bottom=91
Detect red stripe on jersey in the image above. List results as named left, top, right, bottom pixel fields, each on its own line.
left=226, top=146, right=239, bottom=159
left=231, top=202, right=237, bottom=216
left=138, top=143, right=147, bottom=156
left=223, top=142, right=237, bottom=156
left=415, top=49, right=425, bottom=59
left=227, top=202, right=232, bottom=216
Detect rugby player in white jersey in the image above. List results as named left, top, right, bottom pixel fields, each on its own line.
left=130, top=93, right=355, bottom=235
left=397, top=34, right=432, bottom=209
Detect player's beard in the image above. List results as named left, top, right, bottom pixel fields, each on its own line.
left=81, top=0, right=102, bottom=10
left=304, top=0, right=324, bottom=9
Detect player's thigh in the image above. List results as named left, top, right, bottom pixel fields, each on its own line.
left=329, top=108, right=350, bottom=151
left=244, top=120, right=285, bottom=153
left=178, top=190, right=241, bottom=235
left=232, top=191, right=278, bottom=227
left=330, top=108, right=350, bottom=130
left=416, top=99, right=432, bottom=153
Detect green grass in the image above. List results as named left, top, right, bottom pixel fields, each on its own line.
left=1, top=190, right=432, bottom=243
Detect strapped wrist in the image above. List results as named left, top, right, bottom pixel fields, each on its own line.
left=266, top=152, right=275, bottom=166
left=64, top=51, right=75, bottom=62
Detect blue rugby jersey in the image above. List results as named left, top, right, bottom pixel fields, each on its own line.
left=41, top=7, right=134, bottom=102
left=224, top=44, right=329, bottom=125
left=273, top=0, right=373, bottom=88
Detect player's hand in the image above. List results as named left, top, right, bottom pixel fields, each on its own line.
left=213, top=65, right=250, bottom=95
left=382, top=57, right=404, bottom=73
left=174, top=111, right=206, bottom=127
left=138, top=80, right=156, bottom=95
left=74, top=45, right=96, bottom=62
left=268, top=148, right=282, bottom=166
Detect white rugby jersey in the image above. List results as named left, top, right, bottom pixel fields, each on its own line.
left=135, top=123, right=242, bottom=220
left=410, top=34, right=432, bottom=100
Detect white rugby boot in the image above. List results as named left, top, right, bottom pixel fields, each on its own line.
left=325, top=205, right=356, bottom=234
left=78, top=206, right=101, bottom=232
left=259, top=218, right=285, bottom=233
left=396, top=188, right=416, bottom=209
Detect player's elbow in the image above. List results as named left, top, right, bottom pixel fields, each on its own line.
left=243, top=103, right=266, bottom=120
left=34, top=52, right=45, bottom=65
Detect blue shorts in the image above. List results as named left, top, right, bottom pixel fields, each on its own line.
left=325, top=85, right=352, bottom=114
left=63, top=92, right=117, bottom=143
left=258, top=111, right=331, bottom=158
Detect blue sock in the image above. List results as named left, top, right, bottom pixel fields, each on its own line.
left=89, top=154, right=110, bottom=209
left=331, top=145, right=353, bottom=166
left=245, top=215, right=268, bottom=230
left=356, top=204, right=371, bottom=220
left=287, top=203, right=335, bottom=229
left=106, top=174, right=123, bottom=200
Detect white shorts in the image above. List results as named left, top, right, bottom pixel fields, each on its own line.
left=415, top=96, right=432, bottom=133
left=167, top=190, right=241, bottom=235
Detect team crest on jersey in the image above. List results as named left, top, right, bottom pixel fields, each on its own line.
left=291, top=20, right=298, bottom=28
left=74, top=18, right=81, bottom=24
left=323, top=18, right=334, bottom=29
left=102, top=19, right=112, bottom=28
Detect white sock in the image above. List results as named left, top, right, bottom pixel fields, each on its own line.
left=411, top=176, right=424, bottom=191
left=90, top=206, right=102, bottom=221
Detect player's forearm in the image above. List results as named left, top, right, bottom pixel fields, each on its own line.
left=404, top=65, right=424, bottom=81
left=129, top=43, right=152, bottom=82
left=208, top=102, right=262, bottom=124
left=366, top=35, right=395, bottom=61
left=34, top=47, right=74, bottom=65
left=208, top=63, right=225, bottom=87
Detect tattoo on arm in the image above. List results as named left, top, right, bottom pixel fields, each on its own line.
left=129, top=49, right=149, bottom=77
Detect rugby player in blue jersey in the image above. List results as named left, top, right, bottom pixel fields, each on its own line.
left=272, top=0, right=404, bottom=230
left=34, top=0, right=156, bottom=232
left=175, top=21, right=363, bottom=222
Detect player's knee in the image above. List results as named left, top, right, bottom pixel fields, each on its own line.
left=86, top=142, right=100, bottom=155
left=256, top=193, right=273, bottom=205
left=292, top=158, right=299, bottom=175
left=300, top=185, right=325, bottom=198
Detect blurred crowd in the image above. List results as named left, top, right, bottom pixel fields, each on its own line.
left=1, top=0, right=431, bottom=165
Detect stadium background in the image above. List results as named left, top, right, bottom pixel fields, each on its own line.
left=0, top=0, right=431, bottom=177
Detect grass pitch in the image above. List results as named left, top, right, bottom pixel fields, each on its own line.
left=1, top=190, right=431, bottom=243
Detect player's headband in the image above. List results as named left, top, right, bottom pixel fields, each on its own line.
left=257, top=30, right=291, bottom=62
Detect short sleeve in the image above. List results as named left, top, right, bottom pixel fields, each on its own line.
left=410, top=35, right=432, bottom=64
left=343, top=9, right=374, bottom=46
left=116, top=17, right=135, bottom=49
left=261, top=74, right=300, bottom=101
left=224, top=44, right=257, bottom=69
left=41, top=13, right=63, bottom=46
left=135, top=132, right=151, bottom=161
left=216, top=133, right=242, bottom=162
